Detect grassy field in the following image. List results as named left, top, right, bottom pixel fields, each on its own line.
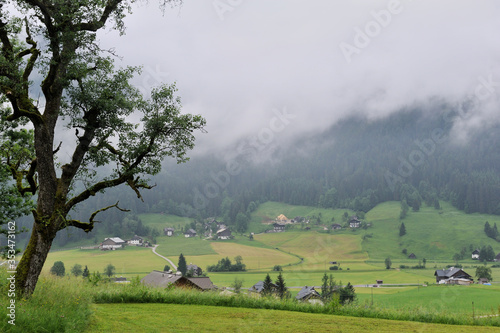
left=138, top=213, right=193, bottom=233
left=43, top=246, right=166, bottom=278
left=363, top=201, right=500, bottom=260
left=255, top=231, right=368, bottom=269
left=154, top=236, right=217, bottom=256
left=86, top=303, right=500, bottom=333
left=168, top=242, right=298, bottom=272
left=357, top=284, right=500, bottom=316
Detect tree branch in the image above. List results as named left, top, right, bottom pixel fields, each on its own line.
left=76, top=0, right=123, bottom=32
left=63, top=201, right=129, bottom=232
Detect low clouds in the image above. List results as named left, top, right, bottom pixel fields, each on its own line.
left=97, top=0, right=500, bottom=152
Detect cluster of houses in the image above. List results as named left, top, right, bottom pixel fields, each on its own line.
left=163, top=218, right=234, bottom=240
left=268, top=214, right=366, bottom=233
left=267, top=214, right=308, bottom=233
left=140, top=269, right=323, bottom=302
left=99, top=236, right=151, bottom=250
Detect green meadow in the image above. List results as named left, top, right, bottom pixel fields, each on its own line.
left=363, top=201, right=500, bottom=260
left=356, top=284, right=500, bottom=316
left=87, top=303, right=500, bottom=333
left=137, top=213, right=193, bottom=233
left=44, top=246, right=166, bottom=278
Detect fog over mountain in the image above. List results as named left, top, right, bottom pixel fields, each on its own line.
left=92, top=0, right=500, bottom=156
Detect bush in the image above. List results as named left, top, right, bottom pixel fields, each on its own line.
left=273, top=265, right=283, bottom=271
left=329, top=266, right=339, bottom=270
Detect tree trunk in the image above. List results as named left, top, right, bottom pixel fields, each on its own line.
left=15, top=219, right=57, bottom=297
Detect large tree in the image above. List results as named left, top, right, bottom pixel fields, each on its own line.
left=0, top=0, right=206, bottom=297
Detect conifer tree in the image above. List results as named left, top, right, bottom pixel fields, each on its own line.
left=262, top=273, right=274, bottom=297
left=82, top=265, right=90, bottom=278
left=275, top=272, right=288, bottom=300
left=399, top=222, right=406, bottom=236
left=178, top=253, right=187, bottom=276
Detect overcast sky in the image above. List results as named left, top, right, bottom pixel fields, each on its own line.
left=97, top=0, right=500, bottom=153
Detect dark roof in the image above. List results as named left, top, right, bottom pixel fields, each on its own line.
left=249, top=281, right=277, bottom=293
left=141, top=271, right=215, bottom=290
left=130, top=235, right=143, bottom=241
left=472, top=249, right=480, bottom=255
left=141, top=271, right=182, bottom=287
left=273, top=223, right=286, bottom=228
left=187, top=277, right=216, bottom=290
left=113, top=277, right=128, bottom=282
left=185, top=229, right=197, bottom=235
left=187, top=264, right=200, bottom=271
left=495, top=253, right=500, bottom=260
left=408, top=253, right=417, bottom=259
left=217, top=228, right=232, bottom=237
left=434, top=268, right=472, bottom=280
left=164, top=227, right=175, bottom=231
left=296, top=286, right=321, bottom=300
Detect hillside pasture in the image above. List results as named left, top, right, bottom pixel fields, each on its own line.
left=255, top=231, right=368, bottom=270
left=363, top=201, right=500, bottom=260
left=248, top=201, right=354, bottom=233
left=154, top=235, right=217, bottom=256
left=138, top=213, right=193, bottom=233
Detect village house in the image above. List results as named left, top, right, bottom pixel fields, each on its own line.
left=295, top=286, right=321, bottom=302
left=477, top=278, right=489, bottom=284
left=216, top=222, right=227, bottom=230
left=495, top=252, right=500, bottom=262
left=331, top=223, right=342, bottom=230
left=100, top=237, right=125, bottom=250
left=408, top=253, right=417, bottom=259
left=434, top=267, right=473, bottom=285
left=113, top=276, right=130, bottom=284
left=216, top=228, right=232, bottom=240
left=472, top=249, right=480, bottom=260
left=127, top=235, right=143, bottom=246
left=276, top=214, right=288, bottom=222
left=164, top=227, right=175, bottom=237
left=248, top=280, right=277, bottom=295
left=348, top=216, right=361, bottom=228
left=184, top=229, right=197, bottom=238
left=141, top=270, right=216, bottom=291
left=186, top=264, right=203, bottom=277
left=273, top=223, right=286, bottom=232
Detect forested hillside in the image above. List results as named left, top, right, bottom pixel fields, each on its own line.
left=29, top=106, right=500, bottom=246
left=138, top=107, right=500, bottom=220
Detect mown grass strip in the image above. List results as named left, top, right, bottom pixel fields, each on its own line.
left=87, top=303, right=500, bottom=333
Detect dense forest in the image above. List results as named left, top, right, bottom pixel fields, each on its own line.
left=17, top=106, right=500, bottom=245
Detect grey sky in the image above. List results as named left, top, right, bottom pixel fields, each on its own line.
left=97, top=0, right=500, bottom=152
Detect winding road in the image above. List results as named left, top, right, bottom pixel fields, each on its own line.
left=151, top=245, right=177, bottom=270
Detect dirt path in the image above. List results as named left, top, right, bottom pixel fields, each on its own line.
left=151, top=245, right=177, bottom=270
